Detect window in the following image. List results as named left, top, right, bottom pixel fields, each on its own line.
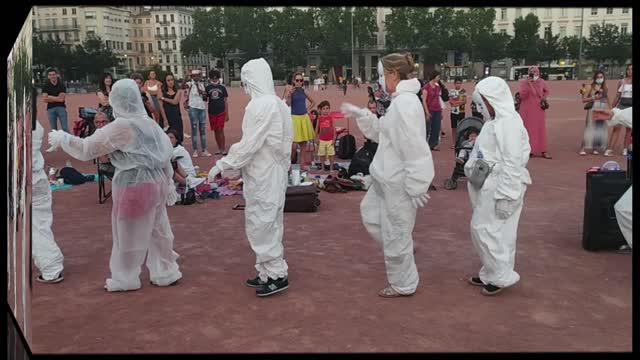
left=126, top=42, right=132, bottom=51
left=590, top=24, right=597, bottom=35
left=560, top=8, right=567, bottom=17
left=136, top=57, right=140, bottom=65
left=156, top=27, right=160, bottom=35
left=157, top=41, right=161, bottom=49
left=173, top=54, right=178, bottom=62
left=72, top=18, right=78, bottom=27
left=516, top=8, right=522, bottom=18
left=621, top=23, right=628, bottom=35
left=148, top=43, right=152, bottom=52
left=500, top=8, right=506, bottom=20
left=85, top=11, right=96, bottom=19
left=65, top=32, right=72, bottom=41
left=156, top=15, right=159, bottom=22
left=147, top=29, right=151, bottom=37
left=172, top=40, right=176, bottom=50
left=171, top=27, right=175, bottom=35
left=146, top=18, right=150, bottom=24
left=135, top=43, right=139, bottom=51
left=545, top=8, right=552, bottom=17
left=164, top=27, right=168, bottom=35
left=174, top=65, right=178, bottom=74
left=606, top=8, right=613, bottom=15
left=165, top=40, right=169, bottom=49
left=575, top=8, right=581, bottom=17
left=575, top=25, right=581, bottom=36
left=62, top=8, right=67, bottom=15
left=180, top=27, right=183, bottom=36
left=544, top=25, right=552, bottom=39
left=622, top=8, right=629, bottom=14
left=163, top=14, right=167, bottom=22
left=171, top=14, right=174, bottom=22
left=166, top=55, right=170, bottom=63
left=166, top=65, right=171, bottom=72
left=159, top=56, right=162, bottom=63
left=74, top=32, right=79, bottom=41
left=72, top=8, right=76, bottom=15
left=591, top=8, right=598, bottom=15
left=559, top=26, right=566, bottom=38
left=106, top=40, right=111, bottom=48
left=500, top=29, right=507, bottom=35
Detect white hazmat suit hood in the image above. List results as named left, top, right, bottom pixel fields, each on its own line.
left=610, top=107, right=632, bottom=248
left=464, top=76, right=532, bottom=290
left=49, top=79, right=182, bottom=291
left=216, top=58, right=293, bottom=282
left=342, top=77, right=434, bottom=295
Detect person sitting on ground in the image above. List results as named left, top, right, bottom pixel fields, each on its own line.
left=166, top=129, right=203, bottom=189
left=456, top=129, right=478, bottom=165
left=315, top=101, right=336, bottom=176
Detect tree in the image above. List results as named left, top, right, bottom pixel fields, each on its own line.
left=586, top=22, right=632, bottom=65
left=384, top=7, right=420, bottom=53
left=560, top=35, right=584, bottom=60
left=474, top=32, right=511, bottom=64
left=73, top=35, right=120, bottom=82
left=462, top=8, right=497, bottom=63
left=537, top=34, right=563, bottom=68
left=509, top=13, right=541, bottom=65
left=33, top=36, right=73, bottom=79
left=269, top=7, right=315, bottom=74
left=224, top=7, right=273, bottom=63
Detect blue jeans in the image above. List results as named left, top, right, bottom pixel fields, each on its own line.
left=188, top=108, right=207, bottom=152
left=427, top=111, right=442, bottom=149
left=47, top=107, right=69, bottom=132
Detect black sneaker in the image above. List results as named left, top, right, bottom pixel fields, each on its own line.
left=468, top=277, right=484, bottom=286
left=256, top=277, right=289, bottom=297
left=482, top=283, right=503, bottom=296
left=246, top=276, right=266, bottom=288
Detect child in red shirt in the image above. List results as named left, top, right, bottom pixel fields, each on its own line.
left=315, top=100, right=335, bottom=175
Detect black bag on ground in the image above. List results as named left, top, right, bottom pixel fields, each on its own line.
left=60, top=167, right=94, bottom=185
left=284, top=186, right=321, bottom=212
left=336, top=134, right=356, bottom=159
left=439, top=82, right=449, bottom=102
left=348, top=141, right=378, bottom=177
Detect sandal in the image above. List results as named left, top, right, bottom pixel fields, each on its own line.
left=378, top=286, right=414, bottom=298
left=579, top=150, right=587, bottom=156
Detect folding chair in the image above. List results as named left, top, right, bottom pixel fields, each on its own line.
left=97, top=157, right=114, bottom=204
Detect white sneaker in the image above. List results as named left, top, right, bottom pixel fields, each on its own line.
left=202, top=151, right=212, bottom=157
left=604, top=149, right=614, bottom=157
left=192, top=151, right=199, bottom=158
left=622, top=149, right=628, bottom=156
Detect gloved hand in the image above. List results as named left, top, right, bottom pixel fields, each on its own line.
left=495, top=199, right=518, bottom=220
left=46, top=130, right=66, bottom=152
left=340, top=102, right=367, bottom=119
left=410, top=192, right=430, bottom=209
left=166, top=184, right=178, bottom=206
left=208, top=165, right=221, bottom=182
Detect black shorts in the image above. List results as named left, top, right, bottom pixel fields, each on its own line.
left=451, top=113, right=466, bottom=129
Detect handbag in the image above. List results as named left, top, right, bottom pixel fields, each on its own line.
left=540, top=99, right=549, bottom=111
left=468, top=159, right=495, bottom=189
left=584, top=101, right=594, bottom=110
left=619, top=97, right=633, bottom=107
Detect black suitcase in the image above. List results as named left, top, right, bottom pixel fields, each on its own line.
left=582, top=170, right=632, bottom=251
left=284, top=185, right=321, bottom=213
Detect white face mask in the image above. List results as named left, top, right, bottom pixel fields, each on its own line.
left=377, top=60, right=387, bottom=95
left=533, top=75, right=539, bottom=81
left=472, top=90, right=493, bottom=121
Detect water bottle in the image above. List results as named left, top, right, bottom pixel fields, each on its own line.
left=291, top=164, right=301, bottom=186
left=48, top=167, right=56, bottom=182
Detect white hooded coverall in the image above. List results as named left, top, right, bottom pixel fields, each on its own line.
left=464, top=77, right=532, bottom=288
left=32, top=120, right=64, bottom=280
left=50, top=79, right=182, bottom=291
left=350, top=78, right=435, bottom=294
left=215, top=58, right=293, bottom=282
left=610, top=107, right=632, bottom=248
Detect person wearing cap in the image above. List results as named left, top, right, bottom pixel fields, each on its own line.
left=185, top=69, right=211, bottom=158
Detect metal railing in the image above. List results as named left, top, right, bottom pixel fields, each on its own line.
left=35, top=25, right=80, bottom=32
left=155, top=34, right=177, bottom=40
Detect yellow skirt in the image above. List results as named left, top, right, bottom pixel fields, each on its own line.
left=291, top=114, right=315, bottom=143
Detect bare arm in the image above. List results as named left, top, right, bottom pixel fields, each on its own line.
left=612, top=80, right=623, bottom=107
left=224, top=97, right=229, bottom=121
left=421, top=89, right=430, bottom=118
left=159, top=98, right=168, bottom=125
left=160, top=91, right=182, bottom=105
left=304, top=91, right=316, bottom=112
left=97, top=92, right=110, bottom=107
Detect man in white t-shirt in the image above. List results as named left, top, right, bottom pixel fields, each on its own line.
left=185, top=70, right=211, bottom=158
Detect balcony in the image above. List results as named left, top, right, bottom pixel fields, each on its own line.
left=159, top=20, right=170, bottom=26
left=36, top=25, right=80, bottom=32
left=161, top=48, right=174, bottom=54
left=155, top=34, right=177, bottom=40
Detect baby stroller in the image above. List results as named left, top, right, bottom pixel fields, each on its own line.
left=444, top=116, right=484, bottom=190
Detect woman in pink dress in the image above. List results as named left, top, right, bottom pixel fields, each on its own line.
left=519, top=65, right=551, bottom=159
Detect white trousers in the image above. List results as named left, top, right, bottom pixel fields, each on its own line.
left=32, top=170, right=64, bottom=280
left=361, top=181, right=419, bottom=294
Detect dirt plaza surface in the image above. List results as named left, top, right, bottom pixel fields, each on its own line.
left=30, top=80, right=631, bottom=353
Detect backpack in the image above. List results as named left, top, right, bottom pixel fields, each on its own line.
left=440, top=82, right=450, bottom=102
left=348, top=141, right=378, bottom=177
left=335, top=134, right=356, bottom=159
left=60, top=167, right=94, bottom=185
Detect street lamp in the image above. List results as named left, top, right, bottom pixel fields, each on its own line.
left=351, top=7, right=355, bottom=81
left=577, top=7, right=585, bottom=80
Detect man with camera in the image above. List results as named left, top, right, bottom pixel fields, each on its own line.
left=185, top=69, right=211, bottom=158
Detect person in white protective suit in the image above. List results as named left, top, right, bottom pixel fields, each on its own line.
left=464, top=76, right=532, bottom=296
left=47, top=79, right=182, bottom=292
left=208, top=58, right=293, bottom=297
left=610, top=107, right=632, bottom=249
left=340, top=53, right=434, bottom=298
left=32, top=118, right=65, bottom=283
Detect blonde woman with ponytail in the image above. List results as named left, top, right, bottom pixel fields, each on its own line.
left=341, top=53, right=434, bottom=298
